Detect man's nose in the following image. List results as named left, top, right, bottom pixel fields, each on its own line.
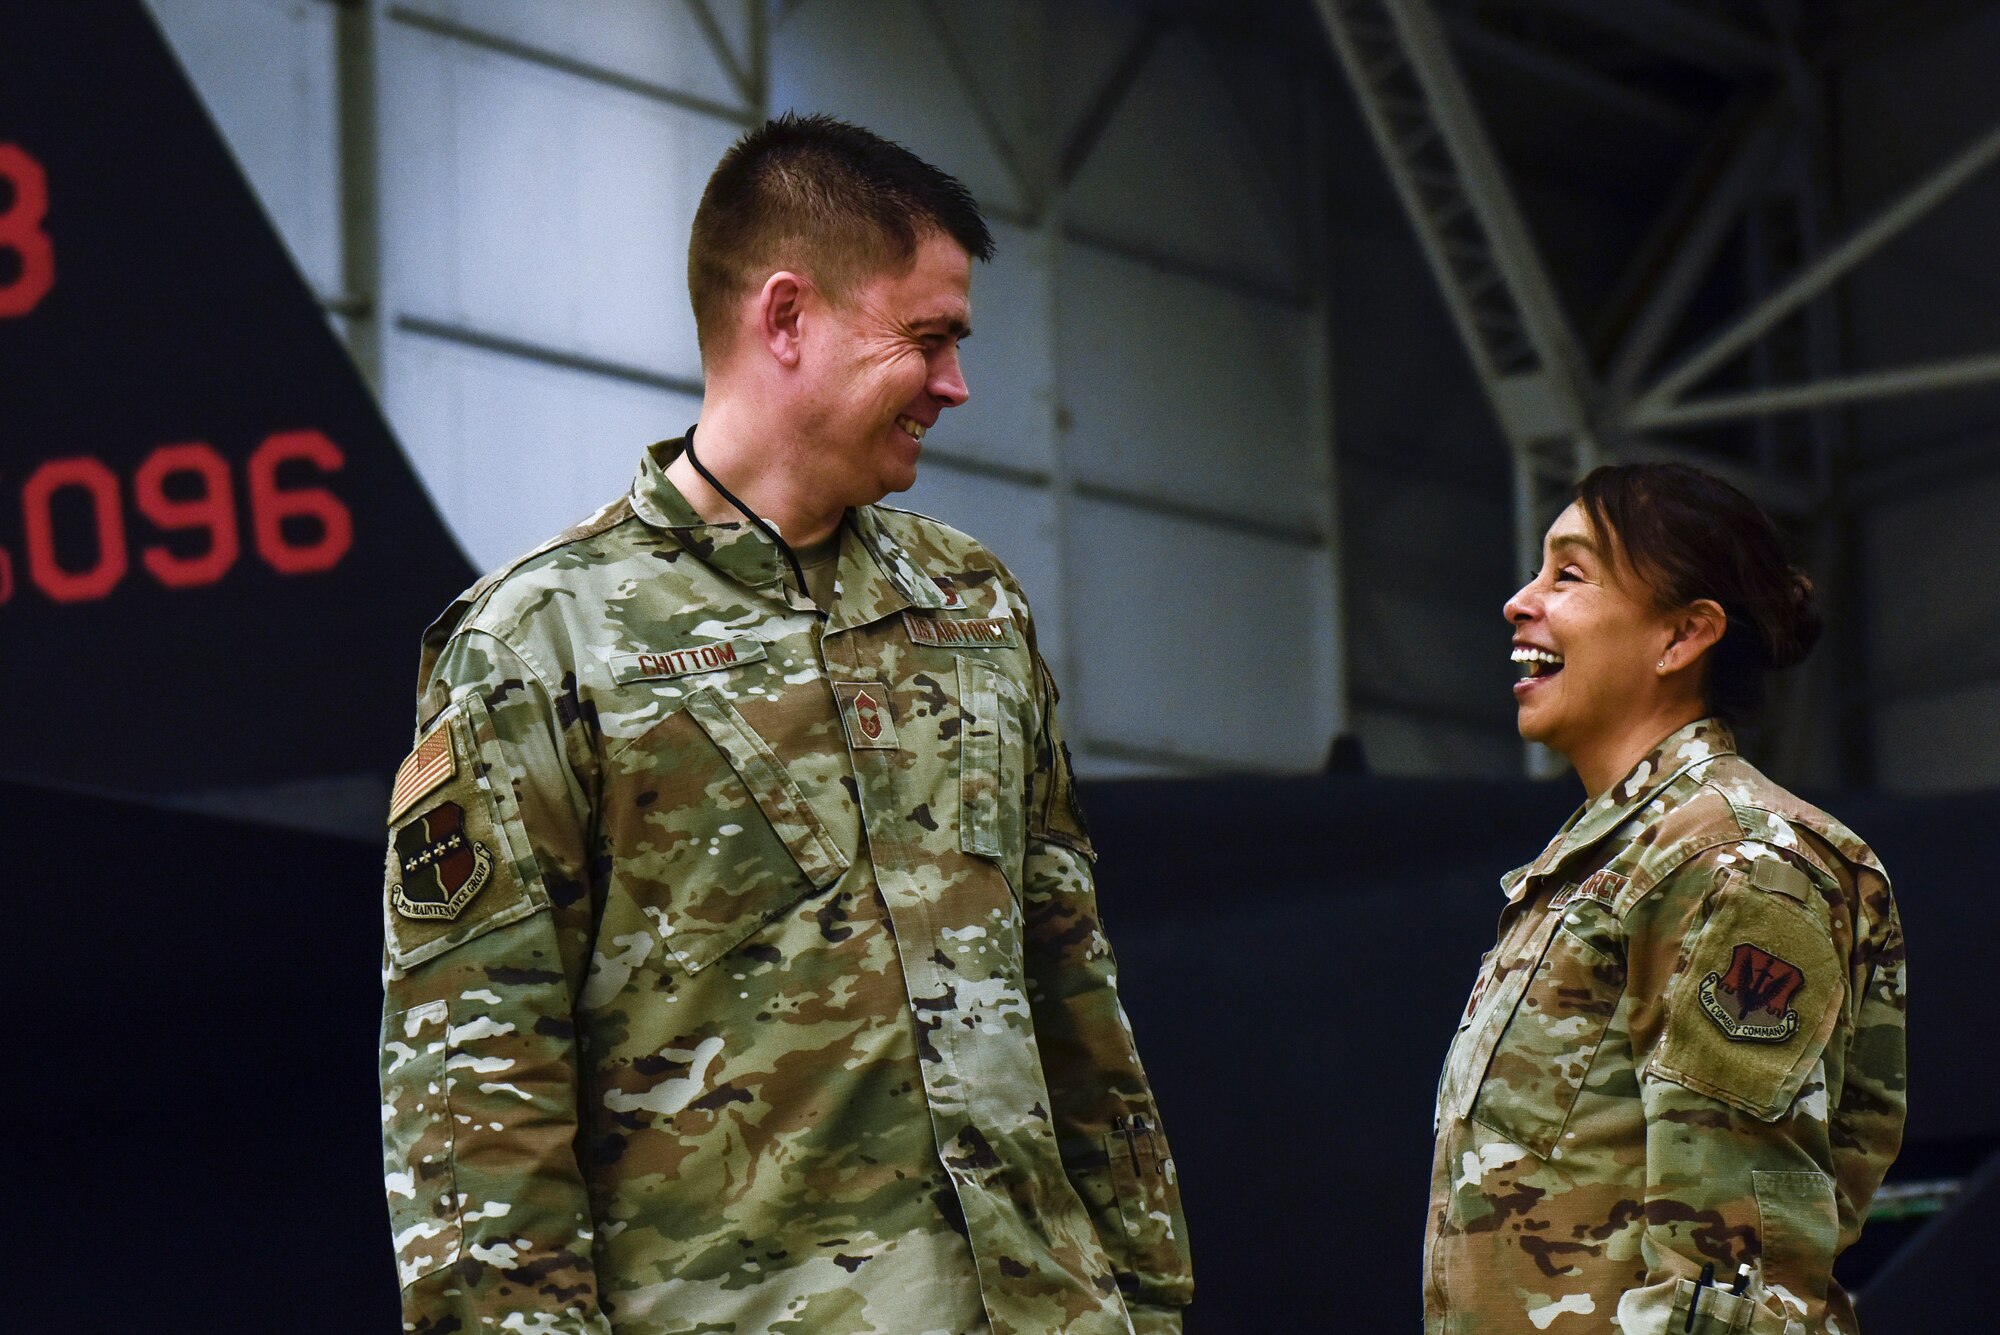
left=931, top=350, right=968, bottom=408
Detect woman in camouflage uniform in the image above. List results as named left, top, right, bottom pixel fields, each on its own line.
left=1425, top=463, right=1906, bottom=1334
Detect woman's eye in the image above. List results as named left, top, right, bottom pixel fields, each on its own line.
left=1555, top=567, right=1582, bottom=582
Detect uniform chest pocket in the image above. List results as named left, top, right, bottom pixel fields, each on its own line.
left=956, top=655, right=1028, bottom=889
left=1470, top=904, right=1627, bottom=1159
left=603, top=686, right=848, bottom=973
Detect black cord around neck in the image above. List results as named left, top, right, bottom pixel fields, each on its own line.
left=683, top=425, right=809, bottom=597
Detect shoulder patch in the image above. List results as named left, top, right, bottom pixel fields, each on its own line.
left=1649, top=873, right=1843, bottom=1119
left=389, top=725, right=455, bottom=823
left=1698, top=943, right=1805, bottom=1042
left=390, top=800, right=494, bottom=921
left=382, top=697, right=548, bottom=969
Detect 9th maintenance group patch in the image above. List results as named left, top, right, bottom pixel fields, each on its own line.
left=381, top=697, right=546, bottom=970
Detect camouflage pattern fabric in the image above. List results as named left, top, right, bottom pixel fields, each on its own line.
left=1426, top=718, right=1906, bottom=1335
left=378, top=438, right=1192, bottom=1334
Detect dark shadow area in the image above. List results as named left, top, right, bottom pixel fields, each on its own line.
left=10, top=773, right=1990, bottom=1330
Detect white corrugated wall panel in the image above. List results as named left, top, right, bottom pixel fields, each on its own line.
left=892, top=468, right=1065, bottom=677
left=144, top=0, right=344, bottom=299
left=380, top=21, right=730, bottom=382
left=944, top=218, right=1058, bottom=475
left=392, top=0, right=750, bottom=110
left=770, top=0, right=1029, bottom=219
left=1062, top=28, right=1298, bottom=294
left=391, top=335, right=699, bottom=570
left=1058, top=244, right=1319, bottom=531
left=1067, top=499, right=1336, bottom=770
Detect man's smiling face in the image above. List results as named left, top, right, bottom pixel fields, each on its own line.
left=798, top=231, right=972, bottom=508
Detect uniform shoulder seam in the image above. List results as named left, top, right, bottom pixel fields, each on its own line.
left=459, top=496, right=639, bottom=620
left=869, top=501, right=989, bottom=551
left=1612, top=781, right=1750, bottom=913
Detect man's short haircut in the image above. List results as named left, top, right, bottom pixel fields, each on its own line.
left=688, top=112, right=994, bottom=362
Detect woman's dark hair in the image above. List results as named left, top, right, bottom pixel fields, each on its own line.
left=1573, top=462, right=1820, bottom=722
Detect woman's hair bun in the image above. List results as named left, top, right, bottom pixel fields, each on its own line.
left=1766, top=566, right=1822, bottom=671
left=1572, top=462, right=1820, bottom=722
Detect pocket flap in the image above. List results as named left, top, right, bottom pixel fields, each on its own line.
left=683, top=688, right=849, bottom=891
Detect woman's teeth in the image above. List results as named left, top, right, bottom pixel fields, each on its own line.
left=1511, top=646, right=1565, bottom=679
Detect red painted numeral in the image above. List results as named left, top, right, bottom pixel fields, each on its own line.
left=22, top=457, right=127, bottom=602
left=136, top=442, right=240, bottom=588
left=0, top=144, right=55, bottom=319
left=249, top=430, right=353, bottom=574
left=0, top=542, right=12, bottom=605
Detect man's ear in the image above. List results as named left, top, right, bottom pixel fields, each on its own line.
left=756, top=271, right=808, bottom=368
left=1661, top=598, right=1727, bottom=675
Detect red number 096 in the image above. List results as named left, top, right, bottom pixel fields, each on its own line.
left=4, top=431, right=354, bottom=605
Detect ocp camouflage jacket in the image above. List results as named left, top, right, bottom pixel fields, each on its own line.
left=1425, top=718, right=1906, bottom=1335
left=378, top=438, right=1192, bottom=1335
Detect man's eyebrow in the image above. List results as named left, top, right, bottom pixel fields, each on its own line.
left=912, top=313, right=972, bottom=339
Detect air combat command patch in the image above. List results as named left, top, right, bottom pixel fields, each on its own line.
left=1700, top=942, right=1805, bottom=1042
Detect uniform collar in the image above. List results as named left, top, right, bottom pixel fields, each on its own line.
left=1503, top=716, right=1737, bottom=900
left=630, top=437, right=786, bottom=589
left=832, top=504, right=954, bottom=630
left=630, top=437, right=956, bottom=622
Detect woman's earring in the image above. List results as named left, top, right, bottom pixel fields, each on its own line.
left=1657, top=658, right=1666, bottom=671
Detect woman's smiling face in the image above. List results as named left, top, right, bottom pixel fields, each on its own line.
left=1504, top=502, right=1681, bottom=761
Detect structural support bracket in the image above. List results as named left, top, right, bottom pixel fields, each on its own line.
left=1316, top=0, right=1607, bottom=773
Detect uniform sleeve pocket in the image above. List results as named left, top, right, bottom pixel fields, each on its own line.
left=380, top=999, right=460, bottom=1290
left=1754, top=1170, right=1839, bottom=1312
left=1470, top=909, right=1626, bottom=1159
left=1650, top=884, right=1843, bottom=1119
left=606, top=688, right=847, bottom=974
left=1102, top=1114, right=1194, bottom=1302
left=384, top=696, right=550, bottom=971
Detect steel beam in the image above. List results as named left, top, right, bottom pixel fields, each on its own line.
left=681, top=0, right=757, bottom=108
left=1632, top=350, right=2000, bottom=431
left=1442, top=16, right=1704, bottom=136
left=1057, top=18, right=1162, bottom=188
left=1317, top=0, right=1604, bottom=775
left=1603, top=103, right=1794, bottom=406
left=921, top=3, right=1036, bottom=214
left=1627, top=118, right=2000, bottom=421
left=1315, top=0, right=1602, bottom=573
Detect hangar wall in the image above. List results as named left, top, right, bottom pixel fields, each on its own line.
left=1835, top=4, right=2000, bottom=793
left=144, top=0, right=1388, bottom=782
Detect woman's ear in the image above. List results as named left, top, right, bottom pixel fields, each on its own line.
left=1660, top=598, right=1727, bottom=675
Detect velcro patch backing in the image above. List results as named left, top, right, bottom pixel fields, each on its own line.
left=1650, top=880, right=1842, bottom=1119
left=382, top=697, right=547, bottom=970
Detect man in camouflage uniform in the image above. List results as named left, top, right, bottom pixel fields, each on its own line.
left=377, top=115, right=1191, bottom=1334
left=1427, top=719, right=1906, bottom=1333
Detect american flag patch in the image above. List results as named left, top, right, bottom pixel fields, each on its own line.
left=388, top=725, right=455, bottom=824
